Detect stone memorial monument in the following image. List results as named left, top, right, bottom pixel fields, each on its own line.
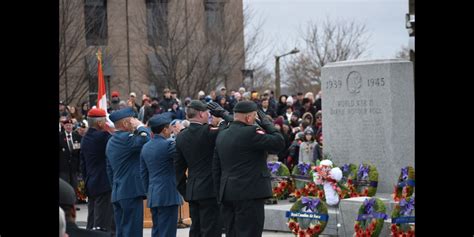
left=321, top=59, right=414, bottom=194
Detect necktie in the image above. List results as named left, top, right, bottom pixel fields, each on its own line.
left=67, top=134, right=74, bottom=152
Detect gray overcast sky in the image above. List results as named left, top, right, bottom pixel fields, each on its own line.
left=243, top=0, right=410, bottom=69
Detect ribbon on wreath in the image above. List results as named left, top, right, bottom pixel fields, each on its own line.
left=267, top=162, right=281, bottom=174
left=356, top=198, right=388, bottom=221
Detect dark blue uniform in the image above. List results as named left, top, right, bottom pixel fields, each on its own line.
left=80, top=127, right=114, bottom=232
left=141, top=134, right=183, bottom=237
left=106, top=126, right=150, bottom=237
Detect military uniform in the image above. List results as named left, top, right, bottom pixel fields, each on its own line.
left=212, top=101, right=285, bottom=237
left=175, top=100, right=223, bottom=237
left=105, top=108, right=150, bottom=237
left=80, top=108, right=115, bottom=233
left=59, top=124, right=82, bottom=191
left=141, top=114, right=183, bottom=237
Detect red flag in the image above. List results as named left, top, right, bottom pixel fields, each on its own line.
left=96, top=49, right=114, bottom=128
left=96, top=49, right=107, bottom=110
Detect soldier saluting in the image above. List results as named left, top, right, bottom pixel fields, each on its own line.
left=174, top=100, right=233, bottom=237
left=212, top=101, right=285, bottom=237
left=105, top=107, right=151, bottom=237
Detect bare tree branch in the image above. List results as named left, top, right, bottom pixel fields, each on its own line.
left=283, top=17, right=370, bottom=94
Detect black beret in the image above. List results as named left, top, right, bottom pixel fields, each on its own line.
left=187, top=100, right=208, bottom=111
left=233, top=101, right=258, bottom=113
left=59, top=178, right=76, bottom=206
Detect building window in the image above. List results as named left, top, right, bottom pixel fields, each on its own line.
left=146, top=0, right=168, bottom=47
left=84, top=0, right=108, bottom=46
left=147, top=52, right=168, bottom=91
left=204, top=0, right=225, bottom=41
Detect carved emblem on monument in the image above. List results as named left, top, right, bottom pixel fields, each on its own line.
left=346, top=71, right=362, bottom=94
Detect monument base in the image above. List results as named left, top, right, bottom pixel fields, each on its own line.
left=264, top=193, right=397, bottom=236
left=264, top=199, right=341, bottom=235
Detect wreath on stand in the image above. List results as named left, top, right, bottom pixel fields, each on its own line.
left=267, top=161, right=292, bottom=199
left=354, top=197, right=387, bottom=237
left=76, top=174, right=87, bottom=203
left=354, top=163, right=379, bottom=197
left=390, top=195, right=415, bottom=237
left=340, top=163, right=359, bottom=198
left=286, top=196, right=328, bottom=237
left=292, top=162, right=313, bottom=189
left=292, top=162, right=322, bottom=199
left=294, top=182, right=324, bottom=200
left=392, top=166, right=415, bottom=202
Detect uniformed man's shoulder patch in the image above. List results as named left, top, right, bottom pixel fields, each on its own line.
left=140, top=132, right=148, bottom=136
left=129, top=133, right=134, bottom=137
left=256, top=127, right=266, bottom=135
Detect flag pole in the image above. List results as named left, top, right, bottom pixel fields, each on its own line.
left=96, top=48, right=115, bottom=129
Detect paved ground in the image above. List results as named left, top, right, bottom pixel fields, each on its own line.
left=74, top=203, right=309, bottom=236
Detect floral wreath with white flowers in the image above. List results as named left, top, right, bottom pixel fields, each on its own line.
left=310, top=159, right=347, bottom=206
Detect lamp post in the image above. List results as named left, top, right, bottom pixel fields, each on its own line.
left=275, top=48, right=299, bottom=98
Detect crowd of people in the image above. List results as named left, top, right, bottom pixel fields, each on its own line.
left=59, top=86, right=324, bottom=237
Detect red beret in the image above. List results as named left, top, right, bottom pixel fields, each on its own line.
left=61, top=118, right=73, bottom=124
left=112, top=91, right=120, bottom=97
left=87, top=108, right=107, bottom=117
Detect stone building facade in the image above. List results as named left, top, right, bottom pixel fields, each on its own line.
left=60, top=0, right=245, bottom=105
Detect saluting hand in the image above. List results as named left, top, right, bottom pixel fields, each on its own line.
left=208, top=102, right=234, bottom=122
left=256, top=110, right=276, bottom=132
left=207, top=102, right=226, bottom=118
left=129, top=117, right=144, bottom=129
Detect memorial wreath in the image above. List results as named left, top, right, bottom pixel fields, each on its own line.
left=340, top=163, right=359, bottom=198
left=286, top=196, right=328, bottom=237
left=294, top=182, right=324, bottom=200
left=267, top=161, right=292, bottom=199
left=390, top=195, right=415, bottom=237
left=292, top=162, right=313, bottom=189
left=392, top=166, right=415, bottom=202
left=354, top=163, right=379, bottom=197
left=354, top=197, right=387, bottom=237
left=76, top=175, right=87, bottom=203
